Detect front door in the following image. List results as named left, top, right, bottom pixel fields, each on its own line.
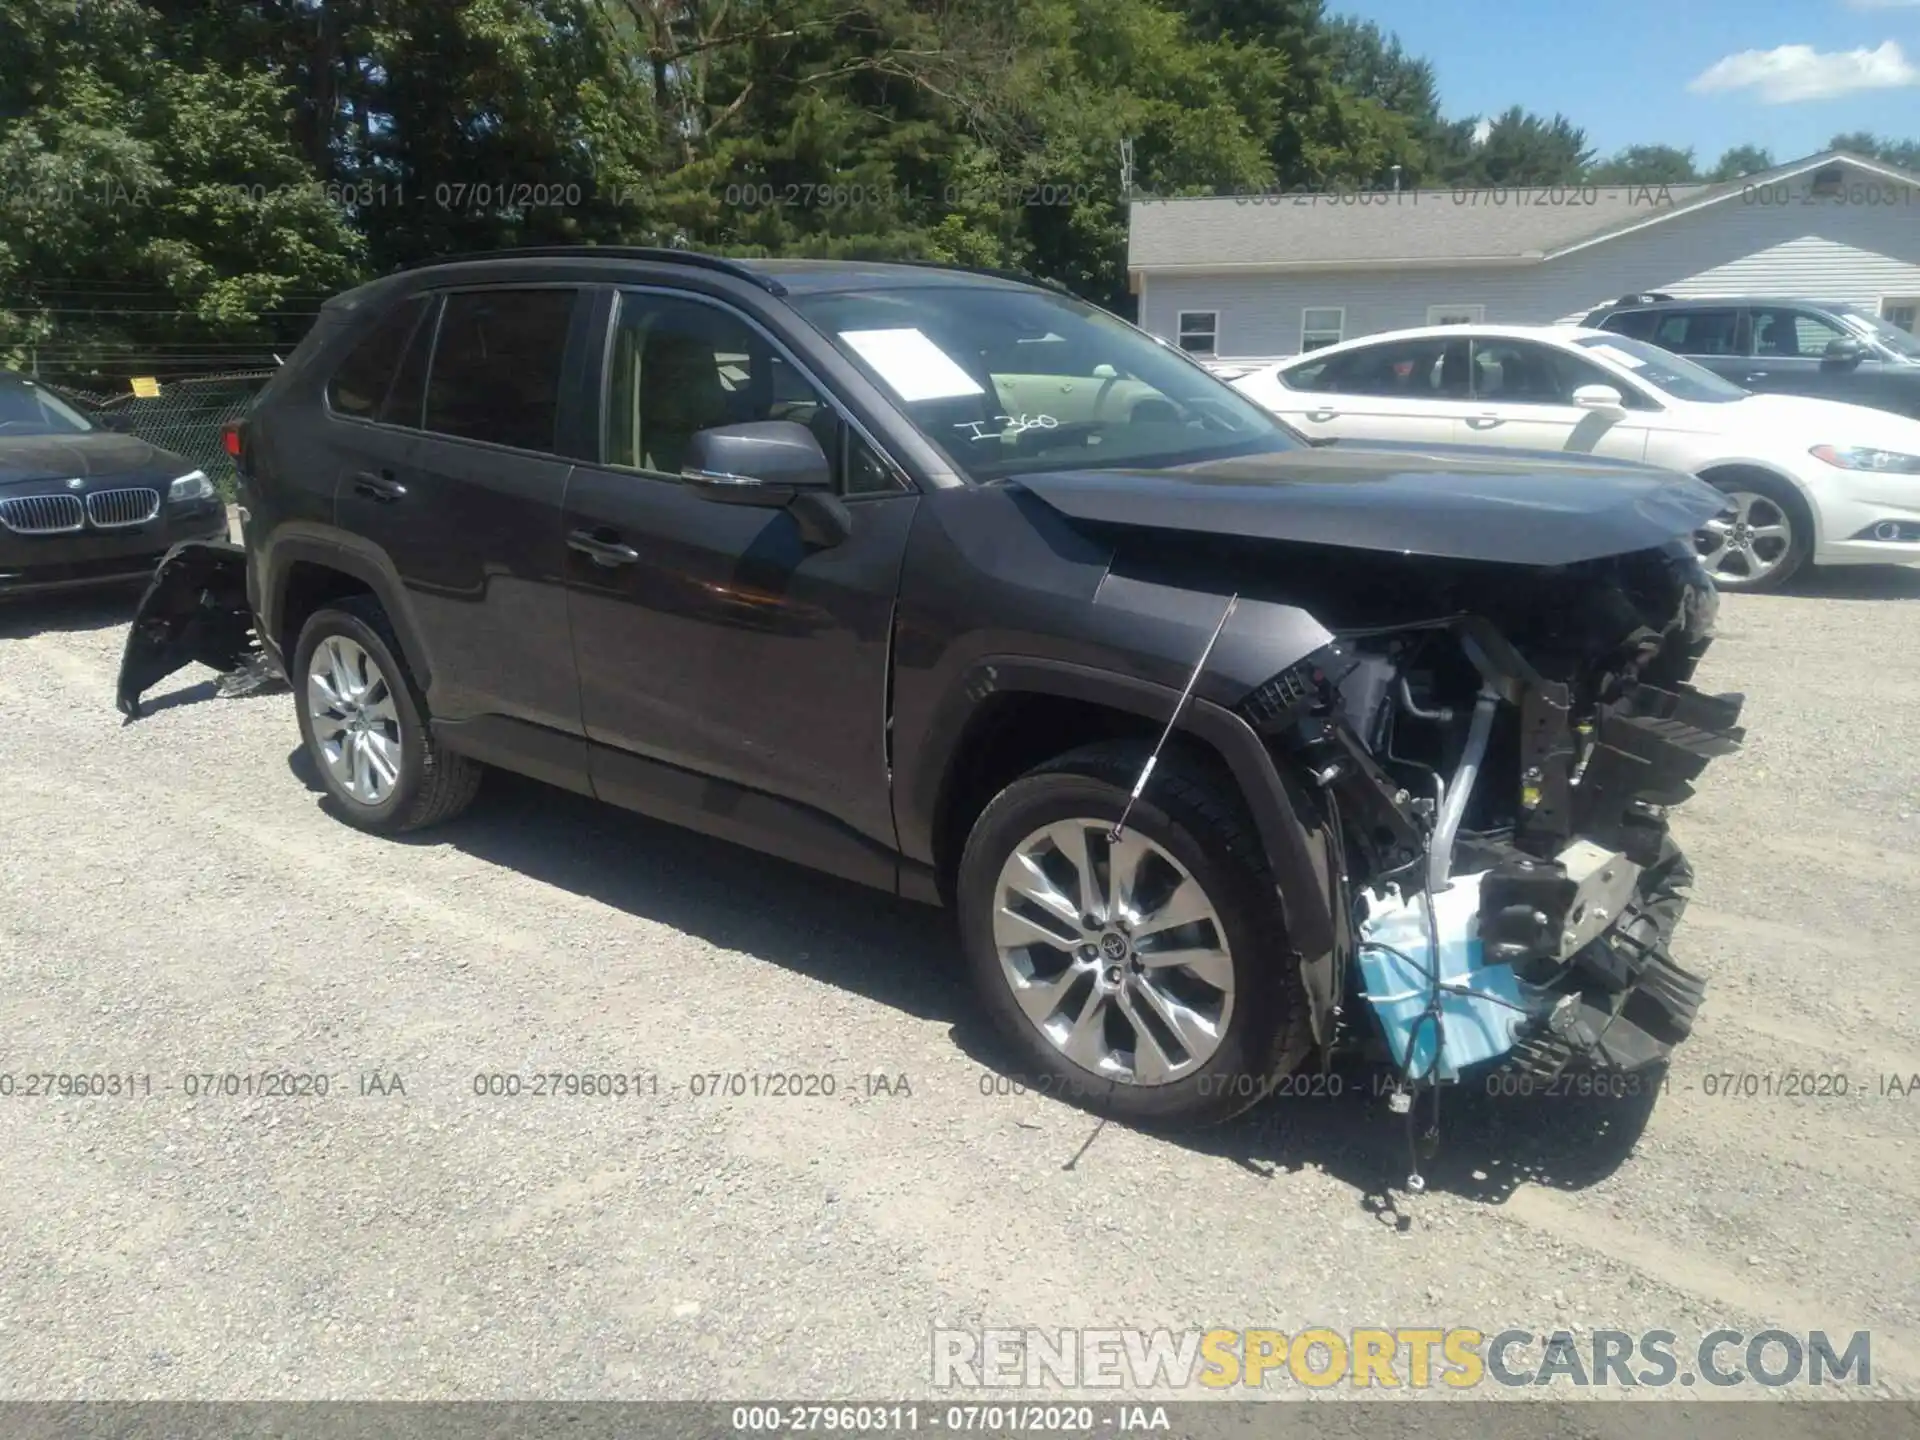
left=1741, top=306, right=1858, bottom=401
left=1458, top=337, right=1652, bottom=461
left=562, top=287, right=917, bottom=883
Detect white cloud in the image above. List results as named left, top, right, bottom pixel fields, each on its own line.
left=1689, top=39, right=1920, bottom=102
left=1470, top=117, right=1493, bottom=145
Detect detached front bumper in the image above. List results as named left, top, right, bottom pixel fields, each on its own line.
left=115, top=539, right=262, bottom=718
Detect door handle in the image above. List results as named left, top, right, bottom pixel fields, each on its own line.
left=351, top=470, right=407, bottom=502
left=1306, top=409, right=1338, bottom=422
left=567, top=528, right=641, bottom=567
left=1744, top=372, right=1768, bottom=382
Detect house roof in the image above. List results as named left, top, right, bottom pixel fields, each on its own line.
left=1128, top=151, right=1920, bottom=273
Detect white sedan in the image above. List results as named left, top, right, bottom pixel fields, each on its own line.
left=1231, top=323, right=1920, bottom=591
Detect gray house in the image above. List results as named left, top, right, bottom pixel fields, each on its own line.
left=1127, top=150, right=1920, bottom=365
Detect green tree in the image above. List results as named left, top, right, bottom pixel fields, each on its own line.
left=1828, top=131, right=1920, bottom=171
left=1437, top=108, right=1594, bottom=187
left=1707, top=144, right=1773, bottom=182
left=0, top=0, right=362, bottom=383
left=1587, top=144, right=1697, bottom=185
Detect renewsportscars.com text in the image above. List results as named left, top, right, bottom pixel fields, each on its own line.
left=930, top=1326, right=1872, bottom=1390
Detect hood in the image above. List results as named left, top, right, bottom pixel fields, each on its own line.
left=0, top=432, right=187, bottom=489
left=1723, top=392, right=1920, bottom=451
left=1010, top=445, right=1728, bottom=567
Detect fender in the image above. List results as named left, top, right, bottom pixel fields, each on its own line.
left=1693, top=458, right=1824, bottom=547
left=916, top=655, right=1336, bottom=962
left=257, top=525, right=434, bottom=689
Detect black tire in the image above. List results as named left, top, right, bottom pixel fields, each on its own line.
left=1696, top=471, right=1812, bottom=593
left=292, top=596, right=481, bottom=833
left=955, top=740, right=1315, bottom=1128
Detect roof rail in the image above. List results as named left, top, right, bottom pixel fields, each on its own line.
left=1617, top=291, right=1674, bottom=305
left=878, top=258, right=1075, bottom=296
left=395, top=246, right=788, bottom=295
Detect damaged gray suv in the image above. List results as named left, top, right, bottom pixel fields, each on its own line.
left=117, top=248, right=1744, bottom=1136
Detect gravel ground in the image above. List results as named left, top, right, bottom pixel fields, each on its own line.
left=1, top=564, right=1918, bottom=1405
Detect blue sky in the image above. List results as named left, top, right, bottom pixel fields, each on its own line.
left=1334, top=0, right=1920, bottom=163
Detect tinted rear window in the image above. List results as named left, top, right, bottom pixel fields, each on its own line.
left=1597, top=309, right=1659, bottom=342
left=422, top=289, right=577, bottom=452
left=379, top=297, right=439, bottom=429
left=327, top=297, right=428, bottom=419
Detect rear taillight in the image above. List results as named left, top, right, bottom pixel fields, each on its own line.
left=223, top=423, right=242, bottom=457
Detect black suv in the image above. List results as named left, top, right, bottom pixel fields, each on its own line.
left=1583, top=293, right=1920, bottom=418
left=117, top=248, right=1745, bottom=1129
left=0, top=370, right=227, bottom=597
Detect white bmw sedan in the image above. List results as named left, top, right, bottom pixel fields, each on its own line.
left=1232, top=324, right=1920, bottom=591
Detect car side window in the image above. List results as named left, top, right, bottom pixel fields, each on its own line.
left=606, top=290, right=901, bottom=496
left=1310, top=338, right=1470, bottom=399
left=1468, top=339, right=1570, bottom=403
left=379, top=296, right=439, bottom=429
left=1651, top=308, right=1743, bottom=357
left=1599, top=309, right=1659, bottom=342
left=421, top=288, right=578, bottom=452
left=1751, top=307, right=1848, bottom=359
left=327, top=296, right=429, bottom=420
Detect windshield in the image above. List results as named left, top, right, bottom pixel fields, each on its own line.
left=789, top=285, right=1301, bottom=482
left=0, top=374, right=96, bottom=435
left=1834, top=307, right=1920, bottom=360
left=1570, top=334, right=1750, bottom=404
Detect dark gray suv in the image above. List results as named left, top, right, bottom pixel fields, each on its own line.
left=1584, top=293, right=1920, bottom=418
left=115, top=247, right=1745, bottom=1132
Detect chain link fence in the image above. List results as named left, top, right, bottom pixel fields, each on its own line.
left=46, top=371, right=278, bottom=498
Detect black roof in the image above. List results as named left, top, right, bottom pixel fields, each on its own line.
left=381, top=246, right=1059, bottom=298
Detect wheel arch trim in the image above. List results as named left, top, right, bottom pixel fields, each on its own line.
left=260, top=529, right=433, bottom=689
left=917, top=655, right=1336, bottom=961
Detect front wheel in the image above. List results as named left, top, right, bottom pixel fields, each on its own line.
left=1694, top=475, right=1810, bottom=592
left=955, top=742, right=1314, bottom=1128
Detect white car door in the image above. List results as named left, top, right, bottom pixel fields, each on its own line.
left=1457, top=337, right=1652, bottom=461
left=1247, top=335, right=1474, bottom=445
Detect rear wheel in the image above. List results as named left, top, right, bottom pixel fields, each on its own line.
left=293, top=597, right=481, bottom=833
left=1694, top=474, right=1810, bottom=592
left=955, top=741, right=1313, bottom=1128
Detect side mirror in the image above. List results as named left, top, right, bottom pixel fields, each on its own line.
left=1571, top=383, right=1626, bottom=419
left=683, top=420, right=833, bottom=504
left=682, top=419, right=848, bottom=548
left=1823, top=336, right=1866, bottom=367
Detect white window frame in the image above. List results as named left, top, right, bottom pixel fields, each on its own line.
left=1300, top=307, right=1345, bottom=352
left=1176, top=310, right=1218, bottom=356
left=1879, top=296, right=1920, bottom=335
left=1427, top=303, right=1485, bottom=326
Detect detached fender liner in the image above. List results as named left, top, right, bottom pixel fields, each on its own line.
left=116, top=540, right=260, bottom=719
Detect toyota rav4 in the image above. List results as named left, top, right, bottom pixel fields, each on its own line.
left=116, top=248, right=1745, bottom=1131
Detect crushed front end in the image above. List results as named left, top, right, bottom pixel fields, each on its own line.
left=1239, top=540, right=1744, bottom=1087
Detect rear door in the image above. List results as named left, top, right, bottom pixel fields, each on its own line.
left=560, top=286, right=916, bottom=883
left=1639, top=306, right=1750, bottom=385
left=1459, top=337, right=1652, bottom=461
left=1271, top=335, right=1473, bottom=444
left=335, top=284, right=592, bottom=765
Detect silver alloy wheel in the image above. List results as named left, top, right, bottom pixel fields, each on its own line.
left=1696, top=490, right=1794, bottom=586
left=991, top=819, right=1234, bottom=1085
left=306, top=634, right=403, bottom=805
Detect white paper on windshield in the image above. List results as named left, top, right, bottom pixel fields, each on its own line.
left=1586, top=343, right=1648, bottom=370
left=839, top=328, right=985, bottom=402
